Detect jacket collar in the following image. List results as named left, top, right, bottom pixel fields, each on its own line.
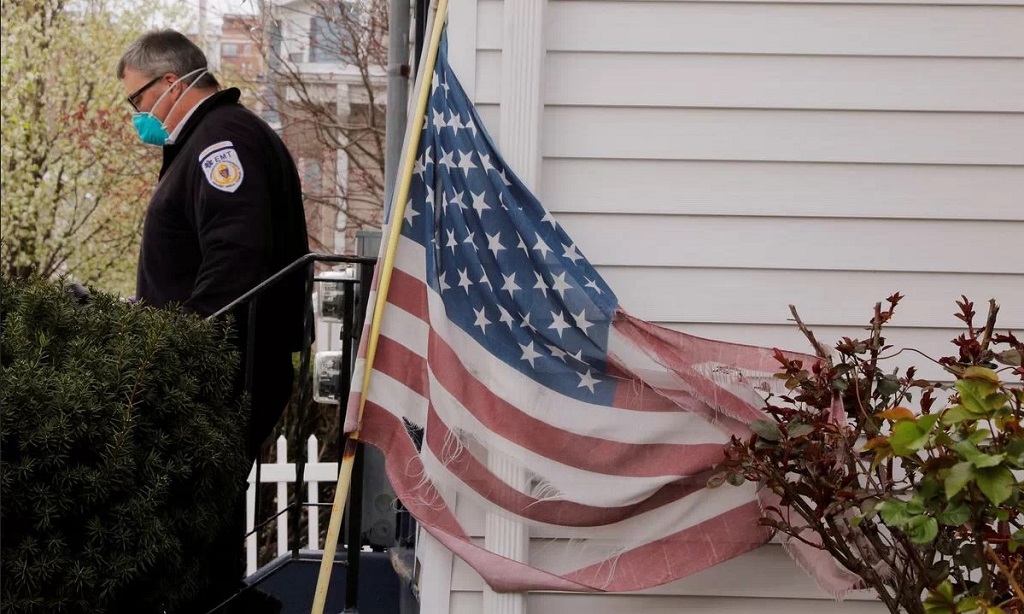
left=160, top=88, right=242, bottom=175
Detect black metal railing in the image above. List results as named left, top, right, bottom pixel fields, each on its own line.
left=207, top=253, right=406, bottom=612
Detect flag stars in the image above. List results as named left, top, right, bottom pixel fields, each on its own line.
left=534, top=272, right=548, bottom=296
left=438, top=271, right=451, bottom=292
left=457, top=150, right=476, bottom=176
left=573, top=309, right=593, bottom=334
left=458, top=268, right=473, bottom=293
left=562, top=243, right=583, bottom=264
left=584, top=277, right=603, bottom=295
left=486, top=232, right=505, bottom=257
left=432, top=109, right=447, bottom=133
left=521, top=311, right=534, bottom=330
left=471, top=191, right=490, bottom=216
left=448, top=113, right=464, bottom=136
left=501, top=272, right=521, bottom=294
left=445, top=229, right=458, bottom=253
left=465, top=116, right=477, bottom=137
left=478, top=271, right=491, bottom=289
left=449, top=190, right=468, bottom=210
left=577, top=369, right=600, bottom=393
left=479, top=153, right=495, bottom=174
left=547, top=344, right=567, bottom=361
left=498, top=169, right=512, bottom=186
left=520, top=341, right=542, bottom=368
left=533, top=234, right=552, bottom=259
left=498, top=305, right=515, bottom=327
left=473, top=307, right=491, bottom=334
left=463, top=231, right=476, bottom=247
left=438, top=148, right=456, bottom=170
left=551, top=272, right=573, bottom=298
left=403, top=201, right=420, bottom=225
left=548, top=310, right=571, bottom=338
left=541, top=212, right=558, bottom=229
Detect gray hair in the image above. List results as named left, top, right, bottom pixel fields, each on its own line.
left=116, top=30, right=219, bottom=90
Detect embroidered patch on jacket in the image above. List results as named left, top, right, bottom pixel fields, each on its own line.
left=199, top=142, right=244, bottom=193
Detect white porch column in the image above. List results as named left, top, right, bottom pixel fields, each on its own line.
left=485, top=2, right=546, bottom=614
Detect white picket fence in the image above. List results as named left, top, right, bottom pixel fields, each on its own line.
left=245, top=435, right=339, bottom=575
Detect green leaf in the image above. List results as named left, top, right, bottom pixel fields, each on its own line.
left=878, top=500, right=912, bottom=527
left=942, top=405, right=975, bottom=425
left=952, top=440, right=1006, bottom=468
left=967, top=429, right=991, bottom=445
left=787, top=422, right=814, bottom=438
left=944, top=461, right=976, bottom=499
left=890, top=420, right=929, bottom=456
left=937, top=502, right=970, bottom=526
left=905, top=514, right=939, bottom=544
left=924, top=580, right=955, bottom=614
left=962, top=366, right=999, bottom=384
left=918, top=413, right=940, bottom=432
left=975, top=466, right=1016, bottom=505
left=750, top=419, right=783, bottom=442
left=1007, top=439, right=1024, bottom=468
left=956, top=379, right=999, bottom=416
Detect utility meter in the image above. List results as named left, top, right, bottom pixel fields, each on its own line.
left=318, top=265, right=357, bottom=323
left=313, top=351, right=344, bottom=405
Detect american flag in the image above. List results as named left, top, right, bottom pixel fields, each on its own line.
left=346, top=35, right=857, bottom=593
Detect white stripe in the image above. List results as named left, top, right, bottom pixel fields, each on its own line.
left=364, top=368, right=429, bottom=430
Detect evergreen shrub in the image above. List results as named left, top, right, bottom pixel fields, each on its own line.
left=1, top=275, right=250, bottom=613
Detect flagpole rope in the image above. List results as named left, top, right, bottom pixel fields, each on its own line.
left=309, top=0, right=450, bottom=610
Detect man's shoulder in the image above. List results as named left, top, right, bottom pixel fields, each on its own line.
left=196, top=103, right=272, bottom=143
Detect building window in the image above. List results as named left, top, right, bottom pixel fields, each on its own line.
left=302, top=158, right=323, bottom=194
left=309, top=8, right=353, bottom=64
left=221, top=42, right=239, bottom=57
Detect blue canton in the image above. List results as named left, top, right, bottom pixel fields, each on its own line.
left=397, top=36, right=619, bottom=403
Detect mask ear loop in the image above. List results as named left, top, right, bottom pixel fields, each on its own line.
left=146, top=67, right=209, bottom=128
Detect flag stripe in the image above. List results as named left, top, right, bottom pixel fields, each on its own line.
left=562, top=499, right=769, bottom=591
left=420, top=407, right=715, bottom=527
left=425, top=328, right=728, bottom=479
left=418, top=417, right=761, bottom=552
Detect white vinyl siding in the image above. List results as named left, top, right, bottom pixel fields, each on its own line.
left=426, top=0, right=1024, bottom=611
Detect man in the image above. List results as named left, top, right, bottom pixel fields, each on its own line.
left=118, top=30, right=308, bottom=459
left=117, top=30, right=308, bottom=612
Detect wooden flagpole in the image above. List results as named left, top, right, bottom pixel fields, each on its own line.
left=309, top=0, right=450, bottom=611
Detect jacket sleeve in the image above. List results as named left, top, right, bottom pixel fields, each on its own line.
left=184, top=131, right=274, bottom=317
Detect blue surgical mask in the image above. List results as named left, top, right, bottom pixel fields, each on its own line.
left=132, top=67, right=208, bottom=146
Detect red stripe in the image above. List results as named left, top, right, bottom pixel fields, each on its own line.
left=423, top=406, right=713, bottom=527
left=373, top=335, right=429, bottom=396
left=387, top=266, right=429, bottom=323
left=614, top=313, right=769, bottom=425
left=563, top=499, right=769, bottom=591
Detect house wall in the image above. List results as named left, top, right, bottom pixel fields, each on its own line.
left=421, top=0, right=1024, bottom=611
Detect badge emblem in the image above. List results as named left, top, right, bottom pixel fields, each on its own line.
left=199, top=141, right=245, bottom=193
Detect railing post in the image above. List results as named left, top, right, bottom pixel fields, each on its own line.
left=246, top=465, right=257, bottom=576
left=307, top=435, right=320, bottom=550
left=276, top=435, right=288, bottom=557
left=292, top=262, right=316, bottom=559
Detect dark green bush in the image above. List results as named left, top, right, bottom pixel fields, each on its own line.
left=1, top=276, right=250, bottom=613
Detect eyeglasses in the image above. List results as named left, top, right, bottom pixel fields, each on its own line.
left=126, top=75, right=164, bottom=112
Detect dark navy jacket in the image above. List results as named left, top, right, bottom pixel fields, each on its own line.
left=136, top=88, right=309, bottom=355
